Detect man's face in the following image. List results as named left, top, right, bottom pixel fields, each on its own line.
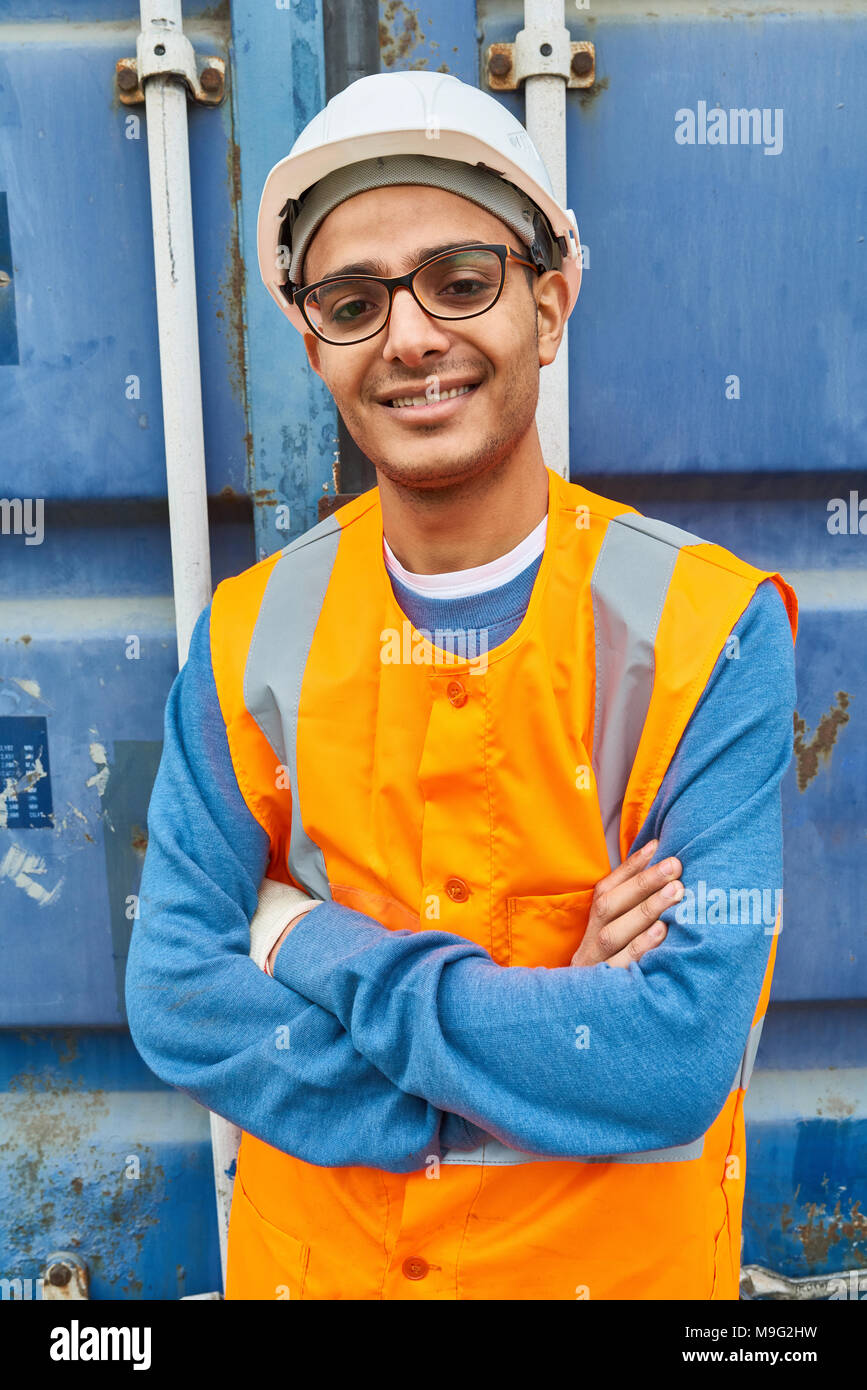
left=299, top=184, right=568, bottom=492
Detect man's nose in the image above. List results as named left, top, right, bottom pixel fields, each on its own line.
left=382, top=285, right=451, bottom=364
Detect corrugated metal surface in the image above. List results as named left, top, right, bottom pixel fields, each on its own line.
left=0, top=0, right=250, bottom=1298
left=1, top=0, right=864, bottom=1296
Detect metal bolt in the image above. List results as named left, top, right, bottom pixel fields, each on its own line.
left=154, top=43, right=165, bottom=55
left=489, top=52, right=512, bottom=78
left=571, top=51, right=593, bottom=77
left=540, top=42, right=553, bottom=57
left=47, top=1263, right=71, bottom=1287
left=117, top=67, right=139, bottom=93
left=200, top=66, right=222, bottom=93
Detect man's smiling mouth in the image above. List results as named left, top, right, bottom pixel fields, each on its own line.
left=389, top=384, right=475, bottom=408
left=380, top=382, right=482, bottom=411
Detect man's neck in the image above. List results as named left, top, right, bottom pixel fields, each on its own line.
left=377, top=435, right=550, bottom=575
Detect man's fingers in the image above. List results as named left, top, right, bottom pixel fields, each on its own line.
left=593, top=839, right=659, bottom=897
left=569, top=842, right=684, bottom=969
left=606, top=921, right=668, bottom=969
left=592, top=854, right=682, bottom=929
left=593, top=878, right=684, bottom=961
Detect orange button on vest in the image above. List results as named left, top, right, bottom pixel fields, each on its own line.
left=211, top=466, right=797, bottom=1301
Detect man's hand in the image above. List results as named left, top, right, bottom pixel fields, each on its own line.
left=570, top=840, right=683, bottom=969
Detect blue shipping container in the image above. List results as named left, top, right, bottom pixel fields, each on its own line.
left=1, top=0, right=864, bottom=1298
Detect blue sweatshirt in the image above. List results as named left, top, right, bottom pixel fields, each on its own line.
left=125, top=554, right=796, bottom=1171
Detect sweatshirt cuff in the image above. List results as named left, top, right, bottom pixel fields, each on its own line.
left=270, top=899, right=389, bottom=992
left=249, top=876, right=323, bottom=972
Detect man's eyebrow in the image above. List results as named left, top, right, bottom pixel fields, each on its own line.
left=314, top=242, right=487, bottom=281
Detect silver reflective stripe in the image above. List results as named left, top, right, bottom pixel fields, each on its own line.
left=583, top=1136, right=705, bottom=1163
left=590, top=512, right=702, bottom=868
left=441, top=1141, right=565, bottom=1168
left=244, top=513, right=342, bottom=901
left=730, top=1015, right=766, bottom=1094
left=441, top=1134, right=704, bottom=1167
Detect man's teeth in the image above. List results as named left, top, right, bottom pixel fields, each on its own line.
left=389, top=384, right=475, bottom=408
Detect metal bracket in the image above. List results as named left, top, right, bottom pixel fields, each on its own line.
left=116, top=24, right=225, bottom=106
left=741, top=1264, right=867, bottom=1300
left=486, top=32, right=595, bottom=92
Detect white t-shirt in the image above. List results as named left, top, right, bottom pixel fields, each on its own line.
left=382, top=514, right=547, bottom=600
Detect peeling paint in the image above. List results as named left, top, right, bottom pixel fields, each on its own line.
left=86, top=742, right=110, bottom=798
left=380, top=1, right=429, bottom=70
left=816, top=1093, right=856, bottom=1119
left=0, top=843, right=64, bottom=906
left=252, top=486, right=278, bottom=521
left=10, top=677, right=43, bottom=701
left=791, top=1195, right=867, bottom=1267
left=576, top=74, right=610, bottom=110
left=793, top=692, right=851, bottom=791
left=377, top=0, right=447, bottom=71
left=50, top=802, right=97, bottom=851
left=0, top=1087, right=166, bottom=1293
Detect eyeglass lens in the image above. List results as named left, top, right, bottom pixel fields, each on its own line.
left=303, top=248, right=505, bottom=343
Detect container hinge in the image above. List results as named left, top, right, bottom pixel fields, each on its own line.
left=486, top=29, right=595, bottom=92
left=116, top=18, right=225, bottom=106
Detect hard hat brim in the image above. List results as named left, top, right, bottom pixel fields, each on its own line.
left=257, top=128, right=582, bottom=335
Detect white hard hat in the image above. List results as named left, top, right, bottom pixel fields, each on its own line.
left=256, top=70, right=582, bottom=336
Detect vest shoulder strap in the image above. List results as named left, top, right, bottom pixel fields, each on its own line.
left=210, top=494, right=378, bottom=888
left=553, top=469, right=797, bottom=865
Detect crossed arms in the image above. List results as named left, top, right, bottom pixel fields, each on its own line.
left=125, top=581, right=795, bottom=1171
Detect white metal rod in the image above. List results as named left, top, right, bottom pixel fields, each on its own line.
left=139, top=0, right=232, bottom=1291
left=523, top=0, right=571, bottom=480
left=140, top=7, right=212, bottom=663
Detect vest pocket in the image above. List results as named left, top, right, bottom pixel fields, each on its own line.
left=505, top=887, right=596, bottom=968
left=226, top=1167, right=311, bottom=1301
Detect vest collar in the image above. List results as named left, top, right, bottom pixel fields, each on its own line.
left=373, top=465, right=564, bottom=674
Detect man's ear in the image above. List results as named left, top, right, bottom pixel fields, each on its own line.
left=534, top=270, right=571, bottom=368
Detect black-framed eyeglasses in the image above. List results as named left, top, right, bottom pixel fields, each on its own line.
left=290, top=242, right=540, bottom=346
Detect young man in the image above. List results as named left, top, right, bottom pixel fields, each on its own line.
left=126, top=71, right=798, bottom=1300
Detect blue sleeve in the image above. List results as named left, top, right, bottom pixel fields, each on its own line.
left=124, top=601, right=487, bottom=1172
left=271, top=580, right=796, bottom=1158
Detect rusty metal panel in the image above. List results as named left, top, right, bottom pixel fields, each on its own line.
left=0, top=1031, right=218, bottom=1299
left=2, top=0, right=865, bottom=1300
left=0, top=0, right=249, bottom=1299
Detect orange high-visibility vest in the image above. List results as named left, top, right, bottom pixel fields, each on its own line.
left=211, top=466, right=797, bottom=1300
